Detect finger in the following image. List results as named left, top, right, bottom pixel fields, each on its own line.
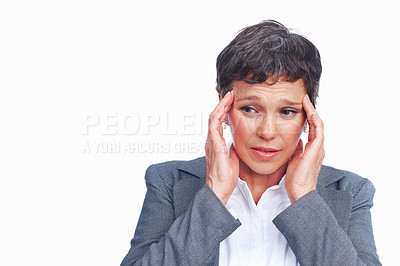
left=214, top=104, right=226, bottom=136
left=302, top=95, right=324, bottom=142
left=209, top=91, right=234, bottom=133
left=307, top=111, right=324, bottom=146
left=290, top=138, right=304, bottom=162
left=208, top=104, right=224, bottom=137
left=302, top=94, right=316, bottom=120
left=302, top=95, right=316, bottom=140
left=209, top=91, right=233, bottom=124
left=211, top=91, right=234, bottom=115
left=206, top=91, right=235, bottom=153
left=205, top=128, right=227, bottom=154
left=221, top=91, right=235, bottom=123
left=206, top=105, right=232, bottom=155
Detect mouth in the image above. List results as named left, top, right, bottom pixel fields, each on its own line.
left=250, top=147, right=281, bottom=160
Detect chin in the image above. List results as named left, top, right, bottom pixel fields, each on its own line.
left=252, top=163, right=283, bottom=175
left=241, top=157, right=285, bottom=175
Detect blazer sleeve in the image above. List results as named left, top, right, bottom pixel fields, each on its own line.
left=273, top=179, right=381, bottom=266
left=120, top=164, right=241, bottom=266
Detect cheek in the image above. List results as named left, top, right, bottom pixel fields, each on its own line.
left=276, top=112, right=305, bottom=133
left=228, top=112, right=254, bottom=145
left=278, top=120, right=304, bottom=135
left=277, top=119, right=305, bottom=146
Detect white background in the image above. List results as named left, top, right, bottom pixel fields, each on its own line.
left=1, top=0, right=398, bottom=265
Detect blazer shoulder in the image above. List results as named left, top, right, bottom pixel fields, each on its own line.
left=319, top=165, right=376, bottom=199
left=145, top=156, right=206, bottom=185
left=148, top=156, right=205, bottom=175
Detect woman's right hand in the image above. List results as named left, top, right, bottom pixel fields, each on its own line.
left=205, top=91, right=240, bottom=205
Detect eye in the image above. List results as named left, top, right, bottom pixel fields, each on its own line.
left=240, top=106, right=256, bottom=113
left=280, top=109, right=298, bottom=117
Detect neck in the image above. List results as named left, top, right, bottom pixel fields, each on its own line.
left=239, top=159, right=287, bottom=205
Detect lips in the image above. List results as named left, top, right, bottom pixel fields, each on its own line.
left=251, top=146, right=281, bottom=160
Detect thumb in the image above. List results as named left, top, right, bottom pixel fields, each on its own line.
left=290, top=139, right=304, bottom=163
left=229, top=143, right=240, bottom=164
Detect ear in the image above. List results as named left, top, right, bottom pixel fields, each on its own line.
left=218, top=93, right=222, bottom=102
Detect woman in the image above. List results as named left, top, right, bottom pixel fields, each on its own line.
left=121, top=20, right=381, bottom=265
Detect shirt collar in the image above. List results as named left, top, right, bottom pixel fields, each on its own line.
left=237, top=174, right=286, bottom=190
left=236, top=174, right=288, bottom=208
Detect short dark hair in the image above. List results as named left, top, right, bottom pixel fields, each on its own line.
left=216, top=20, right=322, bottom=105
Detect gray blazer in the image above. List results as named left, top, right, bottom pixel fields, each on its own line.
left=121, top=156, right=381, bottom=266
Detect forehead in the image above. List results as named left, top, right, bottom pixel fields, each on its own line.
left=232, top=79, right=306, bottom=101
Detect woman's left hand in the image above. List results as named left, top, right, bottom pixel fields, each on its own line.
left=285, top=95, right=325, bottom=203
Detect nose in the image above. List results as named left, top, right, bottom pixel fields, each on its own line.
left=256, top=114, right=277, bottom=140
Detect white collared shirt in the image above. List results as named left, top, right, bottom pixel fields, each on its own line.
left=219, top=176, right=300, bottom=266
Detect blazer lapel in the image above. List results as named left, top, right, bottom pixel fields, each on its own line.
left=174, top=156, right=207, bottom=218
left=175, top=156, right=219, bottom=265
left=317, top=166, right=352, bottom=232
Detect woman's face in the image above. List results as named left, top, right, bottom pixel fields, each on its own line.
left=227, top=79, right=307, bottom=178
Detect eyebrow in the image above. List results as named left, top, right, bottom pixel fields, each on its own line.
left=235, top=95, right=262, bottom=102
left=236, top=95, right=302, bottom=106
left=280, top=99, right=303, bottom=106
